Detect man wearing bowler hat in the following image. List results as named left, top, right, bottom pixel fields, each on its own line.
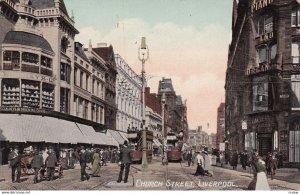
left=45, top=146, right=57, bottom=181
left=117, top=140, right=132, bottom=183
left=79, top=146, right=90, bottom=181
left=8, top=146, right=21, bottom=183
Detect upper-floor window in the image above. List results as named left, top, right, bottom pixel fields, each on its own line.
left=22, top=52, right=39, bottom=65
left=41, top=56, right=52, bottom=69
left=60, top=63, right=71, bottom=83
left=253, top=76, right=269, bottom=112
left=256, top=43, right=277, bottom=65
left=292, top=38, right=300, bottom=64
left=80, top=71, right=84, bottom=88
left=3, top=51, right=20, bottom=70
left=256, top=13, right=273, bottom=36
left=292, top=7, right=300, bottom=27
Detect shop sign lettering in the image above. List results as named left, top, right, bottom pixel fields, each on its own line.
left=259, top=32, right=273, bottom=42
left=251, top=0, right=274, bottom=12
left=30, top=75, right=57, bottom=83
left=0, top=106, right=47, bottom=114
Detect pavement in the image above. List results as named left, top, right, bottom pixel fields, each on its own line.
left=0, top=159, right=299, bottom=190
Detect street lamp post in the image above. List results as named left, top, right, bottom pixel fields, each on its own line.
left=138, top=37, right=149, bottom=170
left=161, top=93, right=166, bottom=156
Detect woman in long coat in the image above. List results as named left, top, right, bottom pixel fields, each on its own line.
left=91, top=149, right=101, bottom=177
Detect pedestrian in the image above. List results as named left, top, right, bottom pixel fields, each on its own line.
left=45, top=147, right=57, bottom=181
left=193, top=151, right=205, bottom=176
left=219, top=151, right=225, bottom=167
left=203, top=149, right=213, bottom=177
left=267, top=153, right=278, bottom=180
left=277, top=151, right=283, bottom=169
left=8, top=146, right=21, bottom=183
left=91, top=149, right=101, bottom=177
left=187, top=149, right=193, bottom=166
left=117, top=141, right=132, bottom=183
left=31, top=150, right=43, bottom=183
left=241, top=151, right=248, bottom=170
left=231, top=150, right=239, bottom=170
left=103, top=149, right=108, bottom=166
left=79, top=146, right=90, bottom=181
left=248, top=150, right=270, bottom=190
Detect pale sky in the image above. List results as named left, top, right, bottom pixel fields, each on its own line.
left=65, top=0, right=233, bottom=134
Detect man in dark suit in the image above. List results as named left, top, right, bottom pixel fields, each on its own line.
left=45, top=147, right=57, bottom=181
left=31, top=150, right=43, bottom=183
left=8, top=146, right=21, bottom=183
left=117, top=141, right=132, bottom=183
left=79, top=146, right=90, bottom=181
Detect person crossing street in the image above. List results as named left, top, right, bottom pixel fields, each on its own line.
left=117, top=141, right=132, bottom=183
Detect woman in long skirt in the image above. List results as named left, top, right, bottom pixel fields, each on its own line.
left=91, top=149, right=101, bottom=177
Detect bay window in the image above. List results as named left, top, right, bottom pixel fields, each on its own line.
left=22, top=52, right=39, bottom=64
left=257, top=46, right=267, bottom=64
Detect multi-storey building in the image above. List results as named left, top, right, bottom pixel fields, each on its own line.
left=157, top=78, right=189, bottom=142
left=188, top=126, right=209, bottom=150
left=115, top=53, right=142, bottom=134
left=208, top=133, right=217, bottom=150
left=225, top=0, right=300, bottom=167
left=93, top=44, right=118, bottom=131
left=145, top=87, right=163, bottom=150
left=0, top=0, right=118, bottom=164
left=216, top=103, right=225, bottom=149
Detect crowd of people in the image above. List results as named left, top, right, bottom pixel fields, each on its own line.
left=6, top=145, right=122, bottom=183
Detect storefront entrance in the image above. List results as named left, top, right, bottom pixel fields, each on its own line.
left=258, top=133, right=272, bottom=156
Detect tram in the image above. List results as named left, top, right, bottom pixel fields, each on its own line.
left=127, top=129, right=153, bottom=163
left=166, top=132, right=183, bottom=162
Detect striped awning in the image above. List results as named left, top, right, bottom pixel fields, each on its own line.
left=76, top=123, right=118, bottom=147
left=107, top=129, right=127, bottom=145
left=0, top=114, right=88, bottom=144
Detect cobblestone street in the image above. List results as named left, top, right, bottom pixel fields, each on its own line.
left=0, top=158, right=299, bottom=190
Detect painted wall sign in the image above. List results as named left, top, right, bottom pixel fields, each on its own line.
left=251, top=0, right=274, bottom=12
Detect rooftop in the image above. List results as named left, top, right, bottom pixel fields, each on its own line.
left=3, top=31, right=54, bottom=53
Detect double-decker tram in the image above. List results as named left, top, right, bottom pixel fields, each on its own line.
left=166, top=131, right=183, bottom=162
left=127, top=129, right=153, bottom=163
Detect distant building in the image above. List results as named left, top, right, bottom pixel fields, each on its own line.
left=216, top=103, right=225, bottom=150
left=208, top=133, right=216, bottom=150
left=188, top=126, right=209, bottom=150
left=157, top=78, right=188, bottom=142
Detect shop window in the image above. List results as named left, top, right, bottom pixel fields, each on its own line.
left=256, top=13, right=273, bottom=36
left=42, top=83, right=54, bottom=110
left=22, top=52, right=39, bottom=64
left=3, top=51, right=20, bottom=70
left=60, top=63, right=71, bottom=83
left=291, top=75, right=300, bottom=109
left=2, top=79, right=20, bottom=107
left=292, top=39, right=300, bottom=64
left=60, top=87, right=70, bottom=114
left=253, top=76, right=268, bottom=112
left=21, top=80, right=40, bottom=108
left=292, top=6, right=300, bottom=27
left=289, top=122, right=300, bottom=163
